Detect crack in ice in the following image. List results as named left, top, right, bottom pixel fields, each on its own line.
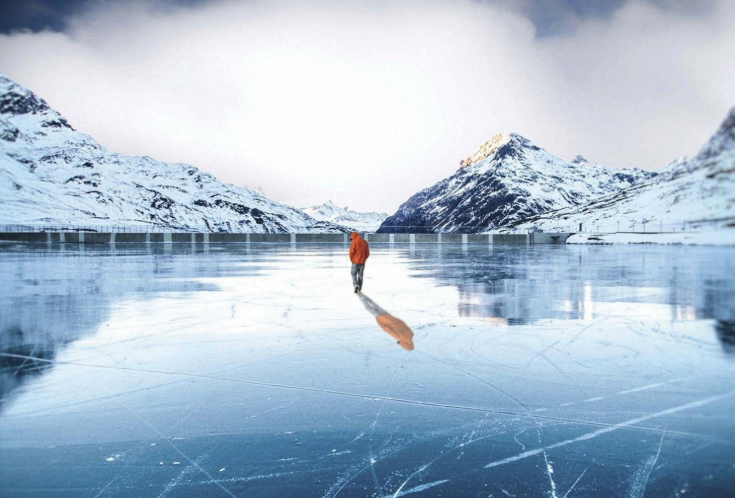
left=629, top=427, right=667, bottom=498
left=543, top=451, right=558, bottom=498
left=562, top=468, right=587, bottom=498
left=120, top=404, right=236, bottom=498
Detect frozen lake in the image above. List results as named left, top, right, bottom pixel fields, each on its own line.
left=1, top=242, right=734, bottom=498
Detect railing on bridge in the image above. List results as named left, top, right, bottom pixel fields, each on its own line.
left=543, top=217, right=735, bottom=234
left=0, top=218, right=732, bottom=235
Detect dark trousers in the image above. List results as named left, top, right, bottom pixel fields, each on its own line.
left=351, top=263, right=365, bottom=289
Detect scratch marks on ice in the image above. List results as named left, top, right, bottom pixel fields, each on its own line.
left=485, top=391, right=733, bottom=469
left=157, top=454, right=206, bottom=498
left=0, top=352, right=719, bottom=440
left=383, top=479, right=449, bottom=497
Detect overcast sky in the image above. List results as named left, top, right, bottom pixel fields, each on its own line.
left=1, top=0, right=733, bottom=213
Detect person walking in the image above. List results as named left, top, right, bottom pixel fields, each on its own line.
left=349, top=232, right=370, bottom=293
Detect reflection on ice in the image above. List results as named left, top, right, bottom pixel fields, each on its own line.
left=358, top=294, right=415, bottom=351
left=0, top=243, right=734, bottom=498
left=715, top=320, right=735, bottom=354
left=0, top=335, right=54, bottom=413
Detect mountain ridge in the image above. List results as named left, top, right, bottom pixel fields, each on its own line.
left=512, top=108, right=735, bottom=232
left=0, top=74, right=347, bottom=233
left=301, top=200, right=388, bottom=232
left=378, top=131, right=655, bottom=233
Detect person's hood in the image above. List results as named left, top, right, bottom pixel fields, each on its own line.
left=350, top=232, right=361, bottom=240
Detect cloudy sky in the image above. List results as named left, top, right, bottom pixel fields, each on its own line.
left=1, top=0, right=733, bottom=213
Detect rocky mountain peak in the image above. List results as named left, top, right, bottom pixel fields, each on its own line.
left=458, top=132, right=540, bottom=170
left=459, top=132, right=510, bottom=168
left=0, top=74, right=74, bottom=132
left=570, top=155, right=589, bottom=165
left=380, top=125, right=657, bottom=234
left=1, top=74, right=49, bottom=116
left=697, top=107, right=735, bottom=161
left=718, top=107, right=735, bottom=135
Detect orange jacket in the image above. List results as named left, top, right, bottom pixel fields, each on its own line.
left=349, top=232, right=370, bottom=264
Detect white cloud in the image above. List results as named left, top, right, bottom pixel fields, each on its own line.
left=0, top=0, right=733, bottom=212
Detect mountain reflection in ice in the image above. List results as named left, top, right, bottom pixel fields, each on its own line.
left=715, top=320, right=735, bottom=354
left=0, top=245, right=227, bottom=413
left=407, top=244, right=735, bottom=327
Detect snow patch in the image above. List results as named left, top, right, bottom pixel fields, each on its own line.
left=567, top=231, right=735, bottom=246
left=302, top=200, right=387, bottom=231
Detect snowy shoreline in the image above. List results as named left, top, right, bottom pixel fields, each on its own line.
left=567, top=230, right=735, bottom=246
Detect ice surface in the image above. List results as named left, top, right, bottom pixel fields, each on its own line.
left=1, top=243, right=734, bottom=497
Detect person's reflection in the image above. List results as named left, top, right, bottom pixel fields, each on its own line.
left=358, top=294, right=415, bottom=351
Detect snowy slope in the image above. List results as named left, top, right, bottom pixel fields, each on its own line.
left=513, top=109, right=735, bottom=233
left=301, top=200, right=388, bottom=231
left=378, top=132, right=655, bottom=233
left=0, top=74, right=346, bottom=233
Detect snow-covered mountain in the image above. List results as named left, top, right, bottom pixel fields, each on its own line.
left=0, top=74, right=346, bottom=233
left=377, top=132, right=655, bottom=233
left=513, top=108, right=735, bottom=233
left=301, top=200, right=388, bottom=231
